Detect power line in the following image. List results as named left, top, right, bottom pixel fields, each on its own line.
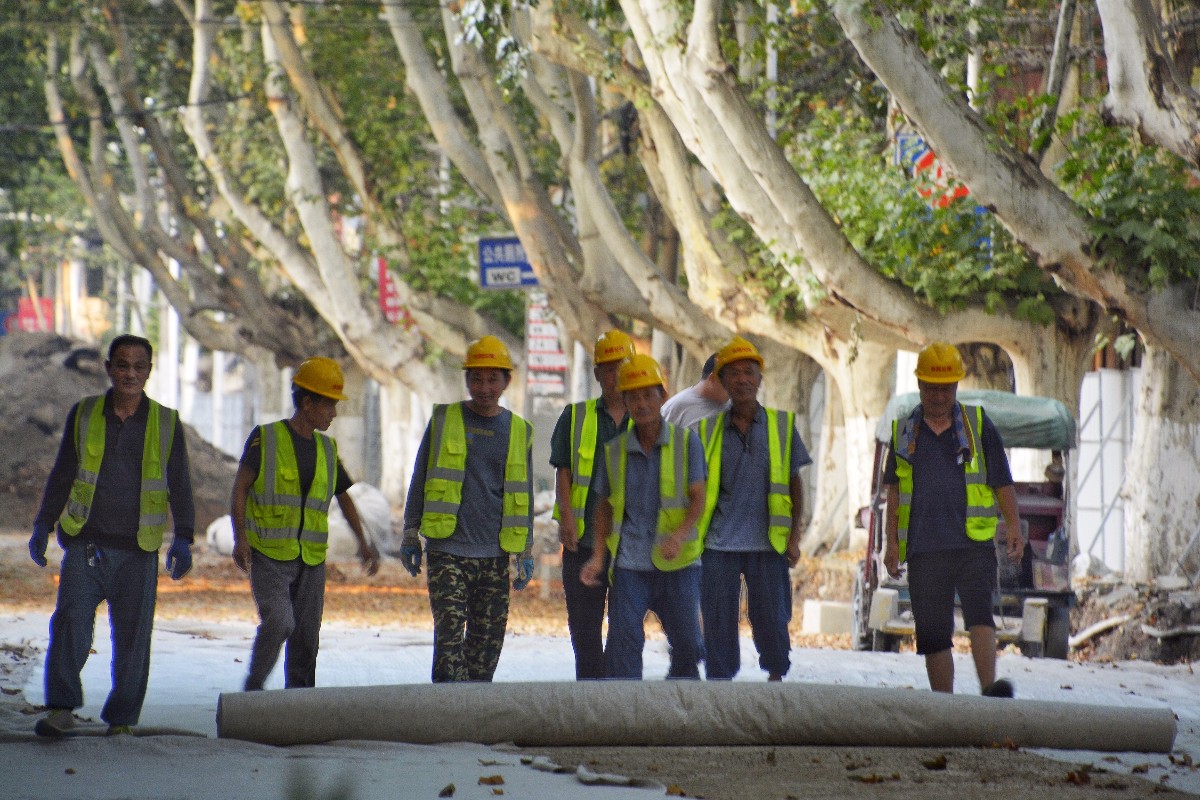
left=0, top=92, right=262, bottom=134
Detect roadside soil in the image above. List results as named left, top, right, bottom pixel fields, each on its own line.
left=0, top=531, right=1189, bottom=799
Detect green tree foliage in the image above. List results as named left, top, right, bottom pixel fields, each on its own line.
left=1056, top=109, right=1200, bottom=290
left=791, top=104, right=1059, bottom=323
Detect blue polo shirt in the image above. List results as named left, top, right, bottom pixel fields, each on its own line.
left=592, top=422, right=707, bottom=571
left=883, top=409, right=1013, bottom=555
left=548, top=396, right=630, bottom=549
left=704, top=406, right=812, bottom=552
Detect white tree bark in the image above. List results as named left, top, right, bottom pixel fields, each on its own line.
left=1097, top=0, right=1200, bottom=168
left=830, top=0, right=1200, bottom=383
left=1122, top=345, right=1200, bottom=583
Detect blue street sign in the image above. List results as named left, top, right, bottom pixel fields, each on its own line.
left=478, top=236, right=538, bottom=289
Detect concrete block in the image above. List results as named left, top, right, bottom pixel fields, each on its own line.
left=801, top=600, right=853, bottom=635
left=867, top=588, right=899, bottom=630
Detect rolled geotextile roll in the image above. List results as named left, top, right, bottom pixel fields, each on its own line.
left=216, top=681, right=1175, bottom=753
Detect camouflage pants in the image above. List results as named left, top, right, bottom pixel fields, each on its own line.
left=427, top=551, right=510, bottom=683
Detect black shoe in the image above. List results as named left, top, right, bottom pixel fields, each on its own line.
left=982, top=678, right=1014, bottom=698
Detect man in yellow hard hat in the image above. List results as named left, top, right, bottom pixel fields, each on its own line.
left=549, top=329, right=634, bottom=679
left=697, top=336, right=811, bottom=681
left=231, top=356, right=381, bottom=691
left=402, top=335, right=535, bottom=682
left=30, top=334, right=195, bottom=736
left=581, top=354, right=708, bottom=679
left=883, top=342, right=1022, bottom=697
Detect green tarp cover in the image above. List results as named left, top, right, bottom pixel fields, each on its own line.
left=876, top=389, right=1076, bottom=450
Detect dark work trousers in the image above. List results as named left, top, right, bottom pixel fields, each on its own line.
left=427, top=551, right=511, bottom=683
left=701, top=550, right=793, bottom=680
left=561, top=546, right=608, bottom=680
left=245, top=550, right=326, bottom=691
left=45, top=543, right=159, bottom=726
left=605, top=565, right=702, bottom=680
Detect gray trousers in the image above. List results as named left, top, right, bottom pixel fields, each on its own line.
left=245, top=550, right=325, bottom=690
left=45, top=543, right=158, bottom=726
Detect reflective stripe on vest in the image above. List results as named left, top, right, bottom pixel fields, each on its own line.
left=58, top=394, right=175, bottom=552
left=604, top=422, right=700, bottom=573
left=246, top=421, right=337, bottom=566
left=891, top=404, right=997, bottom=562
left=420, top=403, right=533, bottom=554
left=552, top=399, right=599, bottom=540
left=699, top=407, right=794, bottom=554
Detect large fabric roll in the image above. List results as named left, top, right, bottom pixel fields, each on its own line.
left=217, top=681, right=1175, bottom=753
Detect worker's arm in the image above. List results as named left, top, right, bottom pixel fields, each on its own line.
left=554, top=466, right=579, bottom=552
left=883, top=483, right=901, bottom=578
left=580, top=497, right=612, bottom=588
left=229, top=463, right=256, bottom=574
left=995, top=484, right=1023, bottom=563
left=659, top=480, right=706, bottom=562
left=785, top=474, right=805, bottom=568
left=336, top=492, right=380, bottom=576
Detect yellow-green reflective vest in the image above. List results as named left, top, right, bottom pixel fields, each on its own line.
left=603, top=422, right=701, bottom=573
left=699, top=408, right=795, bottom=554
left=891, top=404, right=997, bottom=562
left=420, top=403, right=533, bottom=554
left=59, top=394, right=176, bottom=552
left=552, top=399, right=629, bottom=540
left=246, top=421, right=337, bottom=566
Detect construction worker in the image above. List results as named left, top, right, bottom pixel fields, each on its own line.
left=661, top=353, right=730, bottom=431
left=549, top=329, right=635, bottom=680
left=401, top=335, right=535, bottom=683
left=883, top=342, right=1022, bottom=697
left=231, top=356, right=381, bottom=691
left=698, top=336, right=811, bottom=681
left=29, top=334, right=195, bottom=736
left=581, top=354, right=708, bottom=680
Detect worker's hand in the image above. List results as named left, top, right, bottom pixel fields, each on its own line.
left=165, top=538, right=192, bottom=581
left=558, top=514, right=579, bottom=553
left=883, top=540, right=901, bottom=579
left=658, top=531, right=684, bottom=562
left=28, top=522, right=51, bottom=568
left=358, top=540, right=381, bottom=577
left=232, top=537, right=251, bottom=574
left=512, top=556, right=535, bottom=591
left=785, top=537, right=802, bottom=569
left=400, top=529, right=423, bottom=577
left=1005, top=525, right=1024, bottom=563
left=580, top=557, right=604, bottom=588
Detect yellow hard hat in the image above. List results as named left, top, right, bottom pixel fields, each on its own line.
left=593, top=329, right=636, bottom=364
left=293, top=357, right=348, bottom=400
left=616, top=353, right=667, bottom=393
left=714, top=336, right=764, bottom=374
left=914, top=342, right=965, bottom=383
left=463, top=335, right=514, bottom=371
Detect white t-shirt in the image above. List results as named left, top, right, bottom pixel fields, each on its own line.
left=661, top=384, right=731, bottom=431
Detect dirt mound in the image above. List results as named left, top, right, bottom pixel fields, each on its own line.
left=1073, top=580, right=1200, bottom=664
left=0, top=331, right=236, bottom=533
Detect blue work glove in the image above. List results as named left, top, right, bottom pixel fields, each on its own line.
left=400, top=529, right=423, bottom=577
left=165, top=538, right=192, bottom=580
left=512, top=556, right=535, bottom=591
left=29, top=522, right=52, bottom=567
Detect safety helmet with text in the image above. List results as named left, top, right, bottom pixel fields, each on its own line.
left=463, top=335, right=514, bottom=371
left=292, top=357, right=349, bottom=401
left=914, top=342, right=965, bottom=384
left=617, top=353, right=667, bottom=393
left=714, top=335, right=765, bottom=375
left=593, top=329, right=636, bottom=365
